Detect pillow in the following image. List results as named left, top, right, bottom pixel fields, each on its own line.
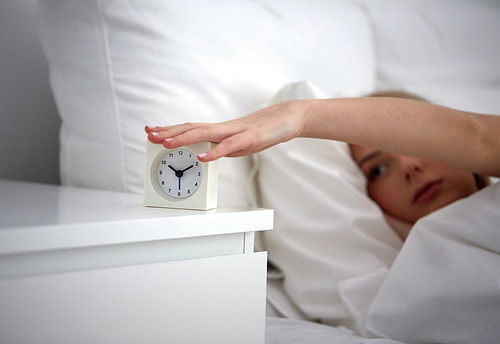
left=37, top=0, right=376, bottom=206
left=360, top=0, right=500, bottom=112
left=257, top=81, right=402, bottom=331
left=365, top=181, right=500, bottom=343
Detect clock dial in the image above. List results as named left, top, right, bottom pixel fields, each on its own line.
left=156, top=149, right=203, bottom=199
left=144, top=141, right=218, bottom=210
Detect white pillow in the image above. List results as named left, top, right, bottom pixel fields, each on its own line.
left=257, top=81, right=402, bottom=331
left=360, top=0, right=500, bottom=112
left=37, top=0, right=376, bottom=206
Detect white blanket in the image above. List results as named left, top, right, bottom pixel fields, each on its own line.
left=267, top=182, right=500, bottom=343
left=365, top=182, right=500, bottom=343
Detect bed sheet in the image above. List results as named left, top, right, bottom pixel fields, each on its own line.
left=265, top=318, right=403, bottom=344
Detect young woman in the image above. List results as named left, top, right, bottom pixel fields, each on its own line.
left=145, top=96, right=500, bottom=236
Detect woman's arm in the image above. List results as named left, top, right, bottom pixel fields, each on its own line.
left=146, top=97, right=500, bottom=177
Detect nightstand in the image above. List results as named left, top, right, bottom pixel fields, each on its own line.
left=0, top=179, right=273, bottom=343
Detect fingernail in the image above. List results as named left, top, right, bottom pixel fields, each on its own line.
left=146, top=126, right=156, bottom=130
left=165, top=138, right=173, bottom=142
left=197, top=152, right=208, bottom=159
left=150, top=132, right=159, bottom=136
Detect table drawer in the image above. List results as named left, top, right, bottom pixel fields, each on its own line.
left=0, top=232, right=247, bottom=279
left=0, top=251, right=267, bottom=344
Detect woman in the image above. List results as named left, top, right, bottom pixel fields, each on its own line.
left=146, top=95, right=500, bottom=236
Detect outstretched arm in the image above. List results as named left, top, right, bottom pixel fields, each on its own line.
left=146, top=97, right=500, bottom=177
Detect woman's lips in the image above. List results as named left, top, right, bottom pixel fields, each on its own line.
left=413, top=180, right=443, bottom=205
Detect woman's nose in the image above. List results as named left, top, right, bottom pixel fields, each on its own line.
left=400, top=156, right=423, bottom=181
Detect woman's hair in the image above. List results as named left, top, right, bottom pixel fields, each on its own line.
left=368, top=90, right=429, bottom=102
left=367, top=90, right=490, bottom=189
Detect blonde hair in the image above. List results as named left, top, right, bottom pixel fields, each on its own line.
left=368, top=90, right=429, bottom=102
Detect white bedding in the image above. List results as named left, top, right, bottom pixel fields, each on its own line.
left=365, top=182, right=500, bottom=343
left=266, top=183, right=500, bottom=344
left=260, top=82, right=500, bottom=343
left=38, top=0, right=500, bottom=342
left=265, top=318, right=403, bottom=344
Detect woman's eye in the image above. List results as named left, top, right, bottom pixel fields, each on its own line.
left=368, top=164, right=387, bottom=180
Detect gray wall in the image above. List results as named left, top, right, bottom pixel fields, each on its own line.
left=0, top=0, right=60, bottom=185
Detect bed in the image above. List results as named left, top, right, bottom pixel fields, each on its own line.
left=37, top=0, right=500, bottom=342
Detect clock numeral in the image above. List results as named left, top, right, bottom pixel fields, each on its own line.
left=168, top=188, right=171, bottom=193
left=161, top=181, right=165, bottom=185
left=178, top=151, right=183, bottom=155
left=161, top=160, right=167, bottom=165
left=159, top=170, right=162, bottom=175
left=187, top=189, right=191, bottom=194
left=198, top=172, right=201, bottom=176
left=178, top=191, right=181, bottom=196
left=168, top=153, right=174, bottom=158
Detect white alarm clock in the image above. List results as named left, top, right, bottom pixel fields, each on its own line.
left=144, top=140, right=218, bottom=210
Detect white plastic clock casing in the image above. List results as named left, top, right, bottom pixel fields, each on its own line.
left=144, top=140, right=218, bottom=210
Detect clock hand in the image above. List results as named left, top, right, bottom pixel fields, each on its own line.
left=169, top=165, right=194, bottom=191
left=169, top=164, right=186, bottom=179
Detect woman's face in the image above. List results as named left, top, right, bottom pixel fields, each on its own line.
left=350, top=144, right=478, bottom=224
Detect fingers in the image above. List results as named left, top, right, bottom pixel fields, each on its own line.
left=180, top=130, right=251, bottom=162
left=145, top=123, right=246, bottom=161
left=198, top=131, right=272, bottom=162
left=196, top=135, right=244, bottom=162
left=145, top=123, right=213, bottom=146
left=164, top=123, right=230, bottom=150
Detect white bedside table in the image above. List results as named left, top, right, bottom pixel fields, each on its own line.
left=0, top=179, right=273, bottom=344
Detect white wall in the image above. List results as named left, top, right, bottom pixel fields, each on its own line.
left=0, top=0, right=60, bottom=184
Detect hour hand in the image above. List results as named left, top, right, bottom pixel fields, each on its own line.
left=168, top=165, right=177, bottom=173
left=182, top=165, right=194, bottom=173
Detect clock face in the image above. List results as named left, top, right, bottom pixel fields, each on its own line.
left=156, top=149, right=203, bottom=199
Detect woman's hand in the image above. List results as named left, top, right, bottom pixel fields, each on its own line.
left=145, top=100, right=309, bottom=162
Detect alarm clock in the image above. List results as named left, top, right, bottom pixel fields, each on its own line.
left=144, top=140, right=219, bottom=210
